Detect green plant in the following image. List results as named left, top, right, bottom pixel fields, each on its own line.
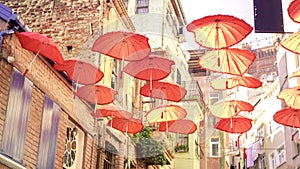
left=133, top=126, right=167, bottom=166
left=175, top=144, right=188, bottom=152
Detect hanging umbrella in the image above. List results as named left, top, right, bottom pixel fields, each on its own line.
left=273, top=107, right=300, bottom=128
left=186, top=14, right=253, bottom=49
left=146, top=105, right=187, bottom=123
left=54, top=59, right=104, bottom=85
left=198, top=48, right=256, bottom=76
left=277, top=86, right=300, bottom=109
left=16, top=32, right=65, bottom=75
left=211, top=100, right=254, bottom=118
left=107, top=117, right=144, bottom=134
left=140, top=81, right=187, bottom=102
left=91, top=105, right=132, bottom=119
left=92, top=31, right=151, bottom=61
left=211, top=75, right=262, bottom=90
left=159, top=119, right=197, bottom=134
left=215, top=116, right=252, bottom=134
left=122, top=55, right=175, bottom=81
left=288, top=0, right=300, bottom=23
left=74, top=84, right=118, bottom=105
left=289, top=68, right=300, bottom=79
left=280, top=31, right=300, bottom=54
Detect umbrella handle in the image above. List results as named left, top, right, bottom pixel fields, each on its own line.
left=23, top=49, right=41, bottom=76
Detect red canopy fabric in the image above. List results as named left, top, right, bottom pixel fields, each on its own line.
left=210, top=75, right=262, bottom=90
left=91, top=105, right=132, bottom=119
left=92, top=31, right=151, bottom=61
left=146, top=105, right=187, bottom=123
left=159, top=119, right=197, bottom=134
left=107, top=117, right=143, bottom=134
left=122, top=55, right=175, bottom=81
left=54, top=59, right=103, bottom=85
left=187, top=14, right=253, bottom=49
left=288, top=0, right=300, bottom=23
left=273, top=107, right=300, bottom=128
left=74, top=84, right=117, bottom=105
left=140, top=81, right=187, bottom=102
left=215, top=116, right=252, bottom=134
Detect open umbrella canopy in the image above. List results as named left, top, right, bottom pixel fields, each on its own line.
left=210, top=75, right=262, bottom=90
left=280, top=31, right=300, bottom=54
left=277, top=86, right=300, bottom=109
left=211, top=100, right=254, bottom=118
left=159, top=119, right=197, bottom=134
left=16, top=32, right=65, bottom=75
left=91, top=105, right=132, bottom=119
left=16, top=32, right=64, bottom=64
left=289, top=68, right=300, bottom=79
left=140, top=81, right=187, bottom=102
left=198, top=48, right=256, bottom=76
left=54, top=59, right=104, bottom=85
left=215, top=116, right=252, bottom=134
left=273, top=107, right=300, bottom=128
left=74, top=84, right=117, bottom=105
left=92, top=31, right=151, bottom=61
left=146, top=105, right=187, bottom=123
left=187, top=14, right=253, bottom=49
left=122, top=55, right=175, bottom=81
left=107, top=117, right=143, bottom=134
left=288, top=0, right=300, bottom=23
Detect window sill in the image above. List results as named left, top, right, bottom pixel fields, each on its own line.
left=276, top=161, right=287, bottom=169
left=293, top=153, right=300, bottom=160
left=0, top=154, right=26, bottom=169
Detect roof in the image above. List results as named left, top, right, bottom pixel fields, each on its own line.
left=0, top=2, right=30, bottom=32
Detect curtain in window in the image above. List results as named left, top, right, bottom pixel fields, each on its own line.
left=37, top=96, right=60, bottom=169
left=1, top=69, right=33, bottom=162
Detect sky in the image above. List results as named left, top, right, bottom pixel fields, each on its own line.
left=180, top=0, right=299, bottom=50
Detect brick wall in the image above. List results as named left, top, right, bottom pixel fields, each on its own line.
left=0, top=60, right=12, bottom=147
left=2, top=0, right=101, bottom=60
left=1, top=33, right=96, bottom=168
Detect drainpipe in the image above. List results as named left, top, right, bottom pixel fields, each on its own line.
left=0, top=26, right=18, bottom=61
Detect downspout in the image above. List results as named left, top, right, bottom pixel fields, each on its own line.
left=161, top=0, right=166, bottom=49
left=0, top=26, right=18, bottom=61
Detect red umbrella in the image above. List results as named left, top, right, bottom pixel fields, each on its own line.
left=277, top=86, right=300, bottom=109
left=91, top=105, right=132, bottom=119
left=107, top=117, right=144, bottom=134
left=16, top=32, right=64, bottom=75
left=74, top=84, right=117, bottom=105
left=215, top=116, right=252, bottom=134
left=211, top=100, right=254, bottom=118
left=122, top=55, right=175, bottom=81
left=288, top=0, right=300, bottom=23
left=140, top=81, right=187, bottom=102
left=273, top=107, right=300, bottom=128
left=187, top=14, right=253, bottom=49
left=198, top=48, right=256, bottom=76
left=280, top=31, right=300, bottom=54
left=159, top=119, right=197, bottom=134
left=54, top=59, right=104, bottom=85
left=146, top=105, right=187, bottom=123
left=92, top=31, right=151, bottom=61
left=210, top=75, right=262, bottom=90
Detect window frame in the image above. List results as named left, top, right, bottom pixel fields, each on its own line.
left=37, top=95, right=60, bottom=169
left=210, top=137, right=220, bottom=157
left=136, top=0, right=149, bottom=14
left=1, top=69, right=33, bottom=163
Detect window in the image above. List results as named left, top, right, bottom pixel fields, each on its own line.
left=63, top=122, right=84, bottom=169
left=37, top=96, right=60, bottom=168
left=175, top=134, right=189, bottom=153
left=104, top=142, right=117, bottom=169
left=269, top=153, right=276, bottom=169
left=210, top=137, right=220, bottom=157
left=1, top=69, right=33, bottom=162
left=209, top=93, right=219, bottom=106
left=297, top=143, right=300, bottom=155
left=277, top=145, right=286, bottom=164
left=136, top=0, right=149, bottom=14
